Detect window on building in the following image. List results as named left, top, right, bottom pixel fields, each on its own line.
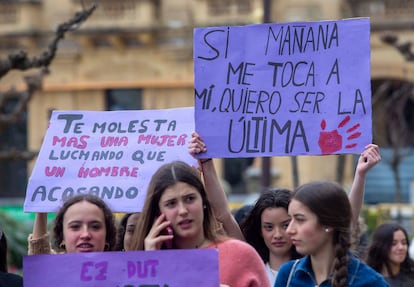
left=0, top=99, right=27, bottom=198
left=356, top=1, right=385, bottom=16
left=285, top=5, right=322, bottom=22
left=0, top=2, right=18, bottom=25
left=208, top=0, right=251, bottom=15
left=106, top=88, right=142, bottom=110
left=91, top=37, right=112, bottom=49
left=86, top=0, right=136, bottom=20
left=0, top=39, right=20, bottom=52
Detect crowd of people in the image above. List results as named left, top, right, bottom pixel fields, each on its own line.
left=2, top=133, right=414, bottom=287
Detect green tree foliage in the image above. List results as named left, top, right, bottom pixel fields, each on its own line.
left=0, top=211, right=31, bottom=269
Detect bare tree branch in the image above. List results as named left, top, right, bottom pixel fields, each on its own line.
left=0, top=1, right=97, bottom=161
left=0, top=2, right=97, bottom=77
left=0, top=71, right=45, bottom=127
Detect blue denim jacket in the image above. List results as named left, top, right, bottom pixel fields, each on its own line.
left=274, top=253, right=389, bottom=287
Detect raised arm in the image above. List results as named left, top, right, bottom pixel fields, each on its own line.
left=188, top=132, right=244, bottom=240
left=348, top=144, right=381, bottom=225
left=28, top=213, right=51, bottom=255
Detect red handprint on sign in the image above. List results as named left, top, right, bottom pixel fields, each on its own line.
left=318, top=115, right=361, bottom=154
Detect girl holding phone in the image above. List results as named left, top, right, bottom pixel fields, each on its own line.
left=129, top=161, right=270, bottom=287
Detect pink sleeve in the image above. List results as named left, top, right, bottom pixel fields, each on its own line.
left=216, top=239, right=270, bottom=287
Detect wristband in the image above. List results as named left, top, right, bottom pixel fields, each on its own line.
left=200, top=158, right=212, bottom=164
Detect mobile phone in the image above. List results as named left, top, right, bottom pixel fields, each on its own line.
left=161, top=225, right=173, bottom=249
left=158, top=213, right=173, bottom=249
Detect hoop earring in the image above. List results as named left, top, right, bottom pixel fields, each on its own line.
left=105, top=243, right=110, bottom=250
left=59, top=243, right=65, bottom=249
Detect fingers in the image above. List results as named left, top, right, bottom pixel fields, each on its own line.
left=361, top=144, right=381, bottom=164
left=188, top=131, right=207, bottom=156
left=356, top=144, right=381, bottom=175
left=144, top=214, right=174, bottom=250
left=153, top=214, right=172, bottom=235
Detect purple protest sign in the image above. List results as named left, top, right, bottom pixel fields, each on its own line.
left=194, top=18, right=371, bottom=158
left=24, top=108, right=196, bottom=213
left=24, top=249, right=219, bottom=287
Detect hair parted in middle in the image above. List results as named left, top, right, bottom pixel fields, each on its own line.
left=129, top=161, right=221, bottom=250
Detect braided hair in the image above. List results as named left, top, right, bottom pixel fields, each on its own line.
left=293, top=181, right=351, bottom=287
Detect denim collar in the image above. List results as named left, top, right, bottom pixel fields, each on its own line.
left=294, top=253, right=360, bottom=285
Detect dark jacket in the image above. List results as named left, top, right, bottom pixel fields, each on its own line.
left=0, top=271, right=23, bottom=287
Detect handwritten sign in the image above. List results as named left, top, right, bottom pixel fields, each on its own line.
left=24, top=108, right=196, bottom=212
left=24, top=249, right=219, bottom=287
left=194, top=18, right=371, bottom=158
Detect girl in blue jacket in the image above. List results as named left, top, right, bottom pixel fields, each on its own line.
left=274, top=181, right=388, bottom=287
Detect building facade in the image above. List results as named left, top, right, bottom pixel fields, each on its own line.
left=0, top=0, right=413, bottom=202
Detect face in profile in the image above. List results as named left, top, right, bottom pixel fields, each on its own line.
left=260, top=207, right=292, bottom=257
left=158, top=182, right=204, bottom=241
left=286, top=199, right=331, bottom=255
left=388, top=229, right=408, bottom=265
left=61, top=200, right=107, bottom=253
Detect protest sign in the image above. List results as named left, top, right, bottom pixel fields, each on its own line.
left=24, top=249, right=219, bottom=287
left=194, top=18, right=371, bottom=158
left=24, top=108, right=196, bottom=212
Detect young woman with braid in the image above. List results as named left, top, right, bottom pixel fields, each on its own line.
left=189, top=132, right=382, bottom=286
left=274, top=181, right=388, bottom=287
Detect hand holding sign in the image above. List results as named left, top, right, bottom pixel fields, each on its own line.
left=24, top=108, right=196, bottom=213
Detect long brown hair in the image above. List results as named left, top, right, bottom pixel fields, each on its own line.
left=129, top=161, right=221, bottom=250
left=293, top=181, right=351, bottom=287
